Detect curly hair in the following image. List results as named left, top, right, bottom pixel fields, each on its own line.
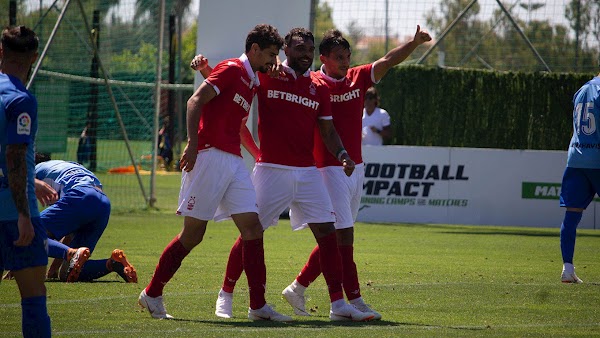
left=319, top=29, right=350, bottom=56
left=245, top=24, right=284, bottom=53
left=284, top=27, right=314, bottom=47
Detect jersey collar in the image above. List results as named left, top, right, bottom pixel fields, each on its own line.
left=281, top=60, right=310, bottom=79
left=239, top=53, right=259, bottom=88
left=319, top=64, right=344, bottom=83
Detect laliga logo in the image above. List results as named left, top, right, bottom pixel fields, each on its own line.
left=18, top=114, right=30, bottom=127
left=16, top=112, right=31, bottom=135
left=187, top=196, right=196, bottom=210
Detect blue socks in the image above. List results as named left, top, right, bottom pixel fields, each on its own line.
left=560, top=210, right=582, bottom=264
left=78, top=259, right=110, bottom=282
left=47, top=239, right=70, bottom=259
left=21, top=295, right=51, bottom=338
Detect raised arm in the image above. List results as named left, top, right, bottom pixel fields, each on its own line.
left=317, top=119, right=355, bottom=177
left=372, top=25, right=432, bottom=82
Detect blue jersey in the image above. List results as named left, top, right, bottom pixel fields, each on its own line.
left=567, top=76, right=600, bottom=168
left=35, top=160, right=102, bottom=198
left=0, top=73, right=39, bottom=221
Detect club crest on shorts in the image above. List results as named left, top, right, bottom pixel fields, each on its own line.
left=187, top=196, right=196, bottom=210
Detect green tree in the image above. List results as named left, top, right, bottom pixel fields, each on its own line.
left=180, top=22, right=197, bottom=83
left=424, top=0, right=598, bottom=73
left=0, top=0, right=27, bottom=27
left=312, top=0, right=337, bottom=67
left=425, top=0, right=484, bottom=68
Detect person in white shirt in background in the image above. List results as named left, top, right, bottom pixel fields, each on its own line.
left=361, top=87, right=392, bottom=145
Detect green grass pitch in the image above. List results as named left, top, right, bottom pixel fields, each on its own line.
left=1, top=175, right=599, bottom=337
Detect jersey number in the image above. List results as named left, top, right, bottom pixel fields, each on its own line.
left=574, top=102, right=596, bottom=135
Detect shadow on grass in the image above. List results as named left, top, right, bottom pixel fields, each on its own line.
left=45, top=279, right=127, bottom=283
left=383, top=223, right=600, bottom=238
left=167, top=318, right=489, bottom=331
left=436, top=229, right=600, bottom=238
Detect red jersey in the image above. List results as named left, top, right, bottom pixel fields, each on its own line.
left=313, top=64, right=375, bottom=167
left=255, top=66, right=332, bottom=167
left=197, top=56, right=256, bottom=157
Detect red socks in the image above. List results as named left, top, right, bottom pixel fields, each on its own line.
left=339, top=244, right=360, bottom=301
left=296, top=245, right=321, bottom=287
left=316, top=232, right=344, bottom=302
left=242, top=238, right=267, bottom=310
left=222, top=236, right=244, bottom=293
left=146, top=236, right=190, bottom=297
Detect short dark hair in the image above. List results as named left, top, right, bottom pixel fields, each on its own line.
left=284, top=27, right=314, bottom=47
left=365, top=87, right=379, bottom=102
left=1, top=25, right=38, bottom=54
left=35, top=152, right=51, bottom=164
left=319, top=29, right=350, bottom=56
left=245, top=24, right=284, bottom=53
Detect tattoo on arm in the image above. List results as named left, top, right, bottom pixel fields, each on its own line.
left=6, top=144, right=30, bottom=217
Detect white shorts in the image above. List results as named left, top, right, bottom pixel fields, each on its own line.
left=177, top=148, right=258, bottom=221
left=319, top=163, right=365, bottom=229
left=253, top=164, right=335, bottom=231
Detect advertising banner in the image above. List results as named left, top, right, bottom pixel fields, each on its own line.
left=358, top=146, right=598, bottom=229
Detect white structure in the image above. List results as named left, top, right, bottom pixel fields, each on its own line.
left=195, top=0, right=312, bottom=87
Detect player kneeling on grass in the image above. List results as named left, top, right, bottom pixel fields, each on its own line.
left=4, top=154, right=137, bottom=283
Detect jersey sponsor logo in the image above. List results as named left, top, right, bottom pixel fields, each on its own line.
left=233, top=93, right=251, bottom=112
left=331, top=89, right=361, bottom=103
left=266, top=90, right=319, bottom=110
left=187, top=196, right=196, bottom=210
left=17, top=112, right=31, bottom=135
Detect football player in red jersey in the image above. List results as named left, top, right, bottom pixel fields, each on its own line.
left=138, top=24, right=292, bottom=322
left=281, top=26, right=432, bottom=320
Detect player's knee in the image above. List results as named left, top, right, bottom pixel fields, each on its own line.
left=239, top=222, right=263, bottom=240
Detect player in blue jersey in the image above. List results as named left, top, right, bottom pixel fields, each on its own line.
left=558, top=67, right=600, bottom=283
left=0, top=26, right=51, bottom=338
left=34, top=156, right=137, bottom=283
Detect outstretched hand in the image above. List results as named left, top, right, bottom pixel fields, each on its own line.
left=414, top=25, right=432, bottom=45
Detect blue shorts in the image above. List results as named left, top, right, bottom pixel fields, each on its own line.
left=0, top=217, right=48, bottom=271
left=41, top=185, right=110, bottom=253
left=559, top=167, right=600, bottom=209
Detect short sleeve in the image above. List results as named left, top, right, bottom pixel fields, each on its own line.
left=381, top=109, right=391, bottom=127
left=5, top=94, right=37, bottom=145
left=204, top=61, right=240, bottom=96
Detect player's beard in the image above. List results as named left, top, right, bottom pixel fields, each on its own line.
left=288, top=57, right=312, bottom=74
left=257, top=63, right=273, bottom=73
